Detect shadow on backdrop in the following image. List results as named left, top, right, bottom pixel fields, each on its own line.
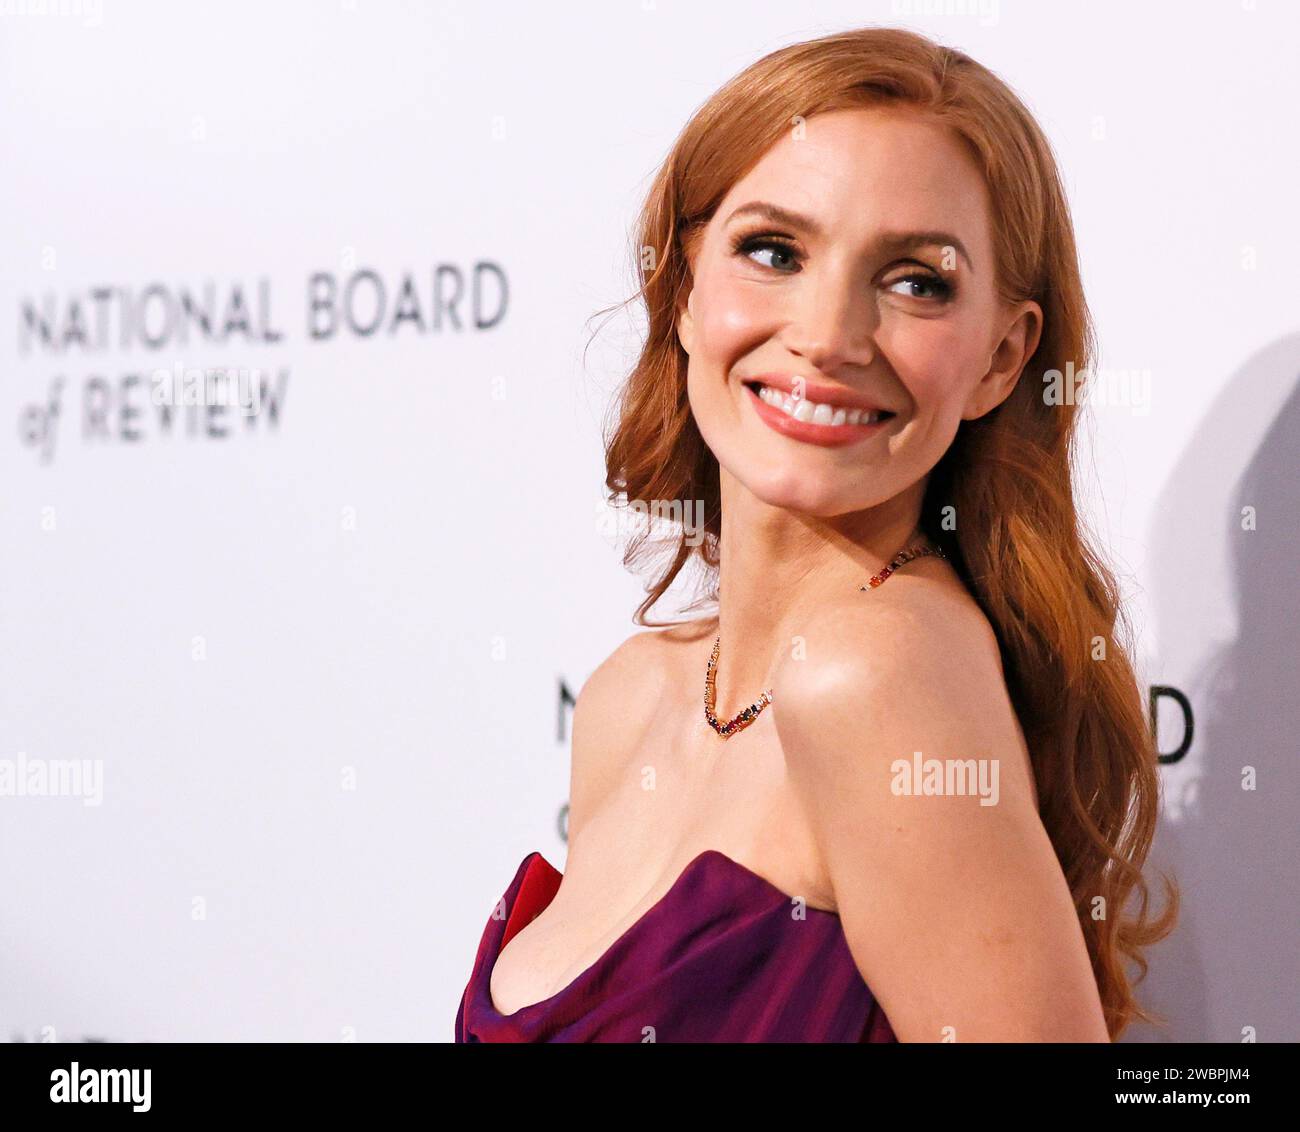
left=1124, top=334, right=1300, bottom=1043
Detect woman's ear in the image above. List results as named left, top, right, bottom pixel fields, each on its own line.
left=675, top=224, right=703, bottom=356
left=676, top=287, right=696, bottom=355
left=961, top=298, right=1043, bottom=420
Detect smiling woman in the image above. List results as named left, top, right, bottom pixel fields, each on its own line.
left=456, top=24, right=1179, bottom=1044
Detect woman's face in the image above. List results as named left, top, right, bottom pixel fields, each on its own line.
left=676, top=106, right=1041, bottom=519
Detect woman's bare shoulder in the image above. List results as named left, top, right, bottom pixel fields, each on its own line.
left=768, top=568, right=1097, bottom=1040
left=578, top=618, right=716, bottom=706
left=775, top=562, right=1004, bottom=705
left=771, top=560, right=1036, bottom=813
left=770, top=562, right=1027, bottom=784
left=565, top=617, right=716, bottom=840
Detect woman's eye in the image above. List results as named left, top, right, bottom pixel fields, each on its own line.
left=887, top=273, right=953, bottom=301
left=737, top=239, right=800, bottom=273
left=731, top=239, right=952, bottom=300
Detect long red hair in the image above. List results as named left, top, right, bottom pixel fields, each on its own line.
left=599, top=26, right=1178, bottom=1039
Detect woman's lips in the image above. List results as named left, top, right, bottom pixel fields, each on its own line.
left=743, top=381, right=895, bottom=448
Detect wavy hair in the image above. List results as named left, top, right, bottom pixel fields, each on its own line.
left=599, top=26, right=1178, bottom=1040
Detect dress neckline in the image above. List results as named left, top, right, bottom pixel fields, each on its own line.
left=484, top=848, right=839, bottom=1021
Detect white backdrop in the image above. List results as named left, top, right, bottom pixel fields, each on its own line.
left=1, top=0, right=1295, bottom=1043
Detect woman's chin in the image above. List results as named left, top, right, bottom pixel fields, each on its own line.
left=734, top=469, right=875, bottom=518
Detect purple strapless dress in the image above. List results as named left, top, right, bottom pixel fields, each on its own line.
left=455, top=848, right=898, bottom=1042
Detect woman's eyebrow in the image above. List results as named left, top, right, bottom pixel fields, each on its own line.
left=723, top=200, right=973, bottom=270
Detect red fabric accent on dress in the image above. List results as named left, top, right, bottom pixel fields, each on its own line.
left=500, top=854, right=562, bottom=951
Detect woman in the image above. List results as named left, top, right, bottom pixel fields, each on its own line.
left=455, top=26, right=1177, bottom=1043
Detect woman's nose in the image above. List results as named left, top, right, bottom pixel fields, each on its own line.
left=780, top=267, right=878, bottom=373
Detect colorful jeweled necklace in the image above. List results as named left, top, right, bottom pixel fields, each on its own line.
left=703, top=539, right=946, bottom=739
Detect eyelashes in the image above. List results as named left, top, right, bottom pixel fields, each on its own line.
left=889, top=273, right=955, bottom=302
left=728, top=229, right=957, bottom=302
left=730, top=232, right=802, bottom=274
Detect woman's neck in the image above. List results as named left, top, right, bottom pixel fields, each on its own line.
left=708, top=468, right=928, bottom=715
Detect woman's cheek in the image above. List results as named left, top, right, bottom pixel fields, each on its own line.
left=696, top=277, right=777, bottom=355
left=879, top=318, right=973, bottom=410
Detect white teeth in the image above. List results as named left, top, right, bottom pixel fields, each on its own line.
left=755, top=383, right=887, bottom=426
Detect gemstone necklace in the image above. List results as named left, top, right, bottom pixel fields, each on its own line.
left=703, top=540, right=946, bottom=739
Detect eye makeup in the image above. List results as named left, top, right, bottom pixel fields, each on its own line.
left=728, top=226, right=958, bottom=302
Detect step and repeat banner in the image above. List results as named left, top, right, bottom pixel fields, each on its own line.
left=1, top=1, right=1295, bottom=1042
